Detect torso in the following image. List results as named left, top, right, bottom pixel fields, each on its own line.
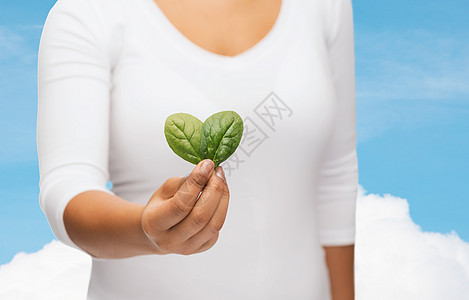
left=151, top=0, right=282, bottom=57
left=43, top=0, right=349, bottom=298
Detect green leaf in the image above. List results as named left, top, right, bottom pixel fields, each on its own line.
left=164, top=113, right=203, bottom=165
left=200, top=111, right=244, bottom=168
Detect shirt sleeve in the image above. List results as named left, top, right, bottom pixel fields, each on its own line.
left=316, top=0, right=358, bottom=247
left=37, top=0, right=115, bottom=252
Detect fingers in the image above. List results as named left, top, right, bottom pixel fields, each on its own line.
left=150, top=159, right=214, bottom=231
left=142, top=176, right=186, bottom=236
left=167, top=166, right=227, bottom=241
left=183, top=175, right=229, bottom=251
left=142, top=163, right=229, bottom=256
left=192, top=233, right=219, bottom=254
left=149, top=176, right=185, bottom=203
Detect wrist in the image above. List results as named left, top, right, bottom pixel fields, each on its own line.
left=139, top=204, right=166, bottom=255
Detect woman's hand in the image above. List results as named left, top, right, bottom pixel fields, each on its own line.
left=142, top=159, right=229, bottom=255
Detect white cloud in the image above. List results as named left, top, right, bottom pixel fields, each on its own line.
left=0, top=241, right=90, bottom=300
left=355, top=185, right=469, bottom=299
left=1, top=185, right=468, bottom=299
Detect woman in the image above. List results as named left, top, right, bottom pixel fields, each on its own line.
left=37, top=0, right=357, bottom=299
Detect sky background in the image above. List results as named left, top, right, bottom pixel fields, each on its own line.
left=0, top=0, right=468, bottom=265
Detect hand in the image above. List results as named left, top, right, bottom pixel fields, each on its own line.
left=141, top=159, right=229, bottom=255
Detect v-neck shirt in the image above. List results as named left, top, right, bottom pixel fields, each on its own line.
left=37, top=0, right=358, bottom=298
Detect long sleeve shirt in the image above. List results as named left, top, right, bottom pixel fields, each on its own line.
left=37, top=0, right=358, bottom=298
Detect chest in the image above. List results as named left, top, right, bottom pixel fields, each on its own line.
left=150, top=0, right=282, bottom=57
left=108, top=0, right=337, bottom=190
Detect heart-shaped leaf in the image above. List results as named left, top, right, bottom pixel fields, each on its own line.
left=164, top=111, right=244, bottom=168
left=164, top=113, right=203, bottom=165
left=200, top=111, right=244, bottom=168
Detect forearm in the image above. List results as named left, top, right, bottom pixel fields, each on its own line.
left=64, top=190, right=162, bottom=259
left=323, top=244, right=355, bottom=300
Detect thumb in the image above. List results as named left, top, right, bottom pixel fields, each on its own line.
left=177, top=159, right=214, bottom=204
left=151, top=159, right=214, bottom=230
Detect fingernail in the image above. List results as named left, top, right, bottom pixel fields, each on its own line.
left=200, top=159, right=213, bottom=175
left=216, top=166, right=225, bottom=181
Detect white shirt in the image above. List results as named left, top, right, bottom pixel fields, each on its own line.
left=37, top=0, right=358, bottom=299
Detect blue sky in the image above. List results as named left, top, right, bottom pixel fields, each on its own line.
left=0, top=0, right=468, bottom=264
